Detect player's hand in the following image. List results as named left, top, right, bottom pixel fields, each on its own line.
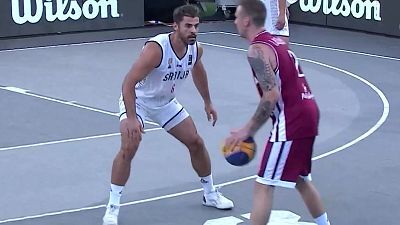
left=205, top=103, right=218, bottom=126
left=275, top=14, right=286, bottom=30
left=225, top=127, right=251, bottom=149
left=120, top=117, right=144, bottom=142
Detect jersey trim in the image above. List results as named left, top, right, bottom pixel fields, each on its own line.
left=168, top=34, right=188, bottom=61
left=271, top=141, right=286, bottom=179
left=274, top=104, right=282, bottom=142
left=194, top=41, right=199, bottom=65
left=162, top=107, right=184, bottom=128
left=119, top=111, right=126, bottom=119
left=144, top=40, right=163, bottom=68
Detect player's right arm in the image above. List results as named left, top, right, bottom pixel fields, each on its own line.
left=244, top=44, right=280, bottom=136
left=225, top=44, right=280, bottom=147
left=121, top=42, right=162, bottom=138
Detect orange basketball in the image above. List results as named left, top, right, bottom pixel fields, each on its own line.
left=221, top=137, right=256, bottom=166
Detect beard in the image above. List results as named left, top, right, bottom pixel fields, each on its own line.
left=179, top=33, right=197, bottom=45
left=187, top=37, right=197, bottom=45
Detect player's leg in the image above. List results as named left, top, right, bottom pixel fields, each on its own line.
left=168, top=116, right=233, bottom=209
left=250, top=182, right=274, bottom=225
left=252, top=141, right=290, bottom=225
left=103, top=97, right=146, bottom=225
left=293, top=137, right=331, bottom=225
left=254, top=139, right=312, bottom=224
left=168, top=116, right=210, bottom=176
left=153, top=98, right=233, bottom=209
left=296, top=178, right=330, bottom=225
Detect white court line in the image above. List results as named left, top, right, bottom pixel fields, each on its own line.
left=0, top=86, right=117, bottom=117
left=0, top=127, right=163, bottom=152
left=0, top=86, right=160, bottom=126
left=196, top=42, right=390, bottom=160
left=0, top=32, right=219, bottom=53
left=0, top=86, right=161, bottom=151
left=300, top=59, right=390, bottom=160
left=216, top=31, right=400, bottom=61
left=1, top=31, right=398, bottom=62
left=0, top=42, right=390, bottom=224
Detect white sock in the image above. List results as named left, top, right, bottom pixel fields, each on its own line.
left=200, top=174, right=216, bottom=194
left=108, top=184, right=123, bottom=207
left=314, top=212, right=330, bottom=225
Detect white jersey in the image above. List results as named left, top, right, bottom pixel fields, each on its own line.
left=262, top=0, right=290, bottom=37
left=135, top=33, right=198, bottom=107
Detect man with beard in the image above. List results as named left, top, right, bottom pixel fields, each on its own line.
left=102, top=4, right=234, bottom=225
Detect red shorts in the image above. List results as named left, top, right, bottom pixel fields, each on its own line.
left=256, top=137, right=315, bottom=188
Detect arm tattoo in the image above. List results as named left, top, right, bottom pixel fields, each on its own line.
left=247, top=46, right=277, bottom=92
left=253, top=100, right=272, bottom=126
left=247, top=46, right=277, bottom=133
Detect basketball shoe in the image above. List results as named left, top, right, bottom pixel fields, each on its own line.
left=103, top=204, right=119, bottom=225
left=203, top=189, right=234, bottom=209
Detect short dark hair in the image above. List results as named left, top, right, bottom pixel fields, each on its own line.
left=239, top=0, right=266, bottom=27
left=173, top=4, right=200, bottom=23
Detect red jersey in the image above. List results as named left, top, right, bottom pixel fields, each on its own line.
left=251, top=31, right=319, bottom=142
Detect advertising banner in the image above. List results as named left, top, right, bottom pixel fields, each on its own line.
left=0, top=0, right=144, bottom=38
left=289, top=0, right=400, bottom=37
left=289, top=0, right=327, bottom=26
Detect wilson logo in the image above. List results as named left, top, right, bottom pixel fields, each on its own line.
left=11, top=0, right=120, bottom=25
left=299, top=0, right=381, bottom=21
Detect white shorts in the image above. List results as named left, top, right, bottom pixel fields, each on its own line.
left=119, top=96, right=189, bottom=131
left=262, top=0, right=290, bottom=37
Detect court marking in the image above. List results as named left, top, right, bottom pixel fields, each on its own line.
left=0, top=86, right=157, bottom=126
left=0, top=129, right=163, bottom=152
left=0, top=86, right=118, bottom=117
left=216, top=31, right=400, bottom=62
left=0, top=41, right=390, bottom=224
left=0, top=32, right=219, bottom=53
left=0, top=31, right=399, bottom=62
left=0, top=86, right=162, bottom=152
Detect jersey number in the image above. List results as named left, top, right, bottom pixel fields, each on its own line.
left=171, top=83, right=176, bottom=93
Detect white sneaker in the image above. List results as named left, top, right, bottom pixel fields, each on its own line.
left=102, top=204, right=119, bottom=225
left=203, top=189, right=234, bottom=209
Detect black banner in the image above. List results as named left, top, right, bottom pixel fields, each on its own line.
left=289, top=0, right=326, bottom=26
left=0, top=0, right=144, bottom=38
left=289, top=0, right=400, bottom=37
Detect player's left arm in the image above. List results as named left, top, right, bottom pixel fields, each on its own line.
left=191, top=43, right=217, bottom=125
left=245, top=44, right=280, bottom=136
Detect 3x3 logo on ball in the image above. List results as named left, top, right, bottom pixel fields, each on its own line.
left=11, top=0, right=120, bottom=25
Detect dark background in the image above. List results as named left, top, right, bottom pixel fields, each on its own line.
left=0, top=0, right=398, bottom=38
left=0, top=0, right=144, bottom=38
left=289, top=0, right=400, bottom=37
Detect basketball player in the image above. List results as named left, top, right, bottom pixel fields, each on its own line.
left=225, top=1, right=331, bottom=225
left=260, top=0, right=293, bottom=44
left=102, top=4, right=234, bottom=225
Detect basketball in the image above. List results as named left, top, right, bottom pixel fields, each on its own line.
left=222, top=137, right=256, bottom=166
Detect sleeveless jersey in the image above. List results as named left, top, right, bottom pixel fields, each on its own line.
left=251, top=31, right=319, bottom=142
left=135, top=33, right=198, bottom=107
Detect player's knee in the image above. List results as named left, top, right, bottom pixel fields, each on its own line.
left=187, top=135, right=205, bottom=152
left=295, top=177, right=307, bottom=191
left=120, top=140, right=140, bottom=161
